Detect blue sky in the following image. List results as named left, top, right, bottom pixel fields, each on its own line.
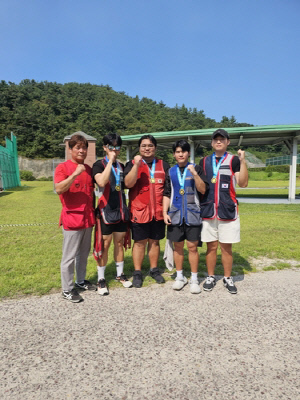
left=1, top=0, right=299, bottom=126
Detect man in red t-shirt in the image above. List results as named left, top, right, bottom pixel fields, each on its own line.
left=54, top=134, right=95, bottom=303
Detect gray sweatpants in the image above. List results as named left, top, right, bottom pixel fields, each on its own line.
left=61, top=227, right=93, bottom=292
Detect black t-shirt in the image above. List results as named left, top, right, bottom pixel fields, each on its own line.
left=123, top=159, right=170, bottom=177
left=92, top=159, right=126, bottom=190
left=163, top=164, right=208, bottom=198
left=199, top=155, right=240, bottom=173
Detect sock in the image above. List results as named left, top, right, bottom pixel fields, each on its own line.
left=97, top=266, right=106, bottom=281
left=191, top=272, right=198, bottom=281
left=176, top=270, right=184, bottom=279
left=116, top=261, right=124, bottom=277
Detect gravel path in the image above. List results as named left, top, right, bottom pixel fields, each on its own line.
left=1, top=269, right=299, bottom=400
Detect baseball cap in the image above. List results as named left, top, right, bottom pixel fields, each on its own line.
left=211, top=129, right=230, bottom=140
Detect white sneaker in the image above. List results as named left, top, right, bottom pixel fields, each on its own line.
left=97, top=279, right=109, bottom=295
left=189, top=279, right=201, bottom=294
left=172, top=276, right=188, bottom=290
left=116, top=273, right=133, bottom=288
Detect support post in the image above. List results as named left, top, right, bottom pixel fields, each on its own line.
left=188, top=137, right=195, bottom=163
left=288, top=137, right=297, bottom=202
left=126, top=145, right=132, bottom=162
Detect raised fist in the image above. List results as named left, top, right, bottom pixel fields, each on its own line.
left=134, top=155, right=143, bottom=165
left=74, top=164, right=86, bottom=177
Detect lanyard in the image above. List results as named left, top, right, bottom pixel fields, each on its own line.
left=143, top=158, right=156, bottom=182
left=105, top=156, right=121, bottom=190
left=212, top=152, right=227, bottom=183
left=176, top=163, right=189, bottom=195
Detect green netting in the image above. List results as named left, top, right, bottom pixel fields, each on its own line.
left=0, top=133, right=21, bottom=190
left=266, top=154, right=300, bottom=166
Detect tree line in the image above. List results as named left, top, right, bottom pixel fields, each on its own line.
left=1, top=79, right=254, bottom=159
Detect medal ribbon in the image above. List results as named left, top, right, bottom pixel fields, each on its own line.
left=142, top=158, right=156, bottom=182
left=176, top=163, right=189, bottom=193
left=105, top=156, right=121, bottom=188
left=212, top=152, right=227, bottom=180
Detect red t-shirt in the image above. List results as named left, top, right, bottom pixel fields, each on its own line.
left=54, top=160, right=95, bottom=230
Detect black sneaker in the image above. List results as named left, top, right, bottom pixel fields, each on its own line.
left=149, top=267, right=165, bottom=284
left=223, top=277, right=237, bottom=294
left=75, top=280, right=96, bottom=291
left=132, top=271, right=143, bottom=288
left=62, top=289, right=83, bottom=303
left=203, top=276, right=216, bottom=291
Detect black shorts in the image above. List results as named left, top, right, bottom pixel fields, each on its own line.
left=167, top=224, right=202, bottom=244
left=131, top=219, right=165, bottom=241
left=100, top=218, right=128, bottom=236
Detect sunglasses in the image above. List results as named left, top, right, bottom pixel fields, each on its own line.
left=106, top=145, right=121, bottom=151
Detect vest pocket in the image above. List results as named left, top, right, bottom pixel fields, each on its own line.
left=187, top=205, right=201, bottom=226
left=168, top=206, right=181, bottom=225
left=218, top=201, right=236, bottom=220
left=200, top=200, right=214, bottom=218
left=63, top=205, right=86, bottom=230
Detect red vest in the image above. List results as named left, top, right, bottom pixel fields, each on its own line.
left=56, top=160, right=95, bottom=230
left=129, top=158, right=165, bottom=223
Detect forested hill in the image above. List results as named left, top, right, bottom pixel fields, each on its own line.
left=0, top=80, right=252, bottom=158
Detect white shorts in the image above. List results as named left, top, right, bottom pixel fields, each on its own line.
left=201, top=216, right=240, bottom=244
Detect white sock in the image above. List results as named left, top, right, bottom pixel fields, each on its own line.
left=176, top=270, right=184, bottom=279
left=116, top=261, right=124, bottom=277
left=191, top=272, right=198, bottom=281
left=97, top=266, right=106, bottom=281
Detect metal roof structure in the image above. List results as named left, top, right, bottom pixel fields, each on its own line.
left=121, top=124, right=300, bottom=202
left=121, top=124, right=300, bottom=148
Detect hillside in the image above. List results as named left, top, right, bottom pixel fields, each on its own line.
left=0, top=80, right=252, bottom=158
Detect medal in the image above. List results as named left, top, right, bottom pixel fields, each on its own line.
left=142, top=158, right=156, bottom=184
left=212, top=152, right=227, bottom=184
left=177, top=164, right=189, bottom=196
left=105, top=156, right=121, bottom=192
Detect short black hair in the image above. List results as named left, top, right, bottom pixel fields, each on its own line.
left=69, top=134, right=88, bottom=149
left=138, top=134, right=157, bottom=147
left=103, top=133, right=122, bottom=146
left=172, top=140, right=190, bottom=153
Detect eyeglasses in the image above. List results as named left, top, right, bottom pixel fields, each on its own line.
left=106, top=145, right=121, bottom=150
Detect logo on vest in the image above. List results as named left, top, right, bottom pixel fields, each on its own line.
left=158, top=179, right=163, bottom=183
left=221, top=183, right=229, bottom=189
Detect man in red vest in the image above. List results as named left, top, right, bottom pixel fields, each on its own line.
left=55, top=134, right=95, bottom=302
left=124, top=135, right=170, bottom=287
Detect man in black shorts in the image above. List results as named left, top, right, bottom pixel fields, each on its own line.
left=124, top=135, right=170, bottom=288
left=163, top=140, right=207, bottom=294
left=92, top=133, right=132, bottom=295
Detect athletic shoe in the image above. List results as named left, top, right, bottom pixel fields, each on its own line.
left=149, top=267, right=165, bottom=284
left=75, top=280, right=96, bottom=291
left=132, top=271, right=143, bottom=288
left=116, top=273, right=133, bottom=288
left=172, top=276, right=188, bottom=291
left=97, top=279, right=109, bottom=295
left=223, top=277, right=237, bottom=294
left=62, top=289, right=83, bottom=303
left=203, top=276, right=216, bottom=292
left=189, top=279, right=201, bottom=294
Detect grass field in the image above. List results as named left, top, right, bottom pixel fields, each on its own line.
left=1, top=181, right=300, bottom=299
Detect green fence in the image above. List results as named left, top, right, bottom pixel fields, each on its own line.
left=0, top=133, right=21, bottom=190
left=266, top=154, right=300, bottom=166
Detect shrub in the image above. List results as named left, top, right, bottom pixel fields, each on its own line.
left=19, top=170, right=36, bottom=181
left=36, top=176, right=53, bottom=181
